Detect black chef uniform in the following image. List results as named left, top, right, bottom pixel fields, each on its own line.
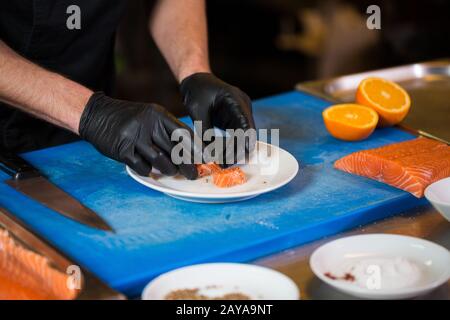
left=0, top=0, right=127, bottom=153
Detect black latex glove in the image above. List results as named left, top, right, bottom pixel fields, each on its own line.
left=79, top=92, right=199, bottom=180
left=180, top=73, right=256, bottom=164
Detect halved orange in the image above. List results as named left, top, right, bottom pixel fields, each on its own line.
left=323, top=104, right=379, bottom=141
left=356, top=77, right=411, bottom=127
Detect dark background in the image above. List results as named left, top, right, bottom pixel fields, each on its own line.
left=115, top=0, right=450, bottom=116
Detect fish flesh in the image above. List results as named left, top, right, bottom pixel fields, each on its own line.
left=212, top=167, right=247, bottom=188
left=334, top=137, right=450, bottom=198
left=196, top=163, right=222, bottom=177
left=0, top=229, right=78, bottom=300
left=196, top=163, right=247, bottom=188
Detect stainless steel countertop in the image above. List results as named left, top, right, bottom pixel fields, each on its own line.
left=255, top=60, right=450, bottom=300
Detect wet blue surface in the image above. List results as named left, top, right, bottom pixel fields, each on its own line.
left=0, top=91, right=425, bottom=297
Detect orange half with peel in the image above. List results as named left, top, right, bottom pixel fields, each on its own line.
left=356, top=77, right=411, bottom=127
left=323, top=104, right=379, bottom=141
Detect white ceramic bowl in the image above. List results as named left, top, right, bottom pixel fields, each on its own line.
left=310, top=234, right=450, bottom=300
left=142, top=263, right=299, bottom=300
left=425, top=177, right=450, bottom=222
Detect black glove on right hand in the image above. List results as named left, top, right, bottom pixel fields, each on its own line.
left=79, top=92, right=199, bottom=180
left=180, top=73, right=256, bottom=166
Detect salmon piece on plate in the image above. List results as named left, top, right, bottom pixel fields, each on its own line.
left=334, top=137, right=450, bottom=198
left=196, top=163, right=247, bottom=188
left=212, top=167, right=247, bottom=188
left=196, top=163, right=222, bottom=177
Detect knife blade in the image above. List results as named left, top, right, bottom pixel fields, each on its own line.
left=0, top=152, right=113, bottom=232
left=397, top=124, right=450, bottom=145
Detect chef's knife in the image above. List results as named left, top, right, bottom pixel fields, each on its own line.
left=0, top=152, right=113, bottom=232
left=398, top=124, right=450, bottom=145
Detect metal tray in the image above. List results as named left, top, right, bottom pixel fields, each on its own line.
left=0, top=207, right=125, bottom=300
left=296, top=59, right=450, bottom=143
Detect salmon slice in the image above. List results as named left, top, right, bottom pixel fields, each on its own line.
left=0, top=230, right=78, bottom=300
left=196, top=163, right=248, bottom=188
left=334, top=137, right=450, bottom=198
left=212, top=167, right=247, bottom=188
left=196, top=162, right=222, bottom=177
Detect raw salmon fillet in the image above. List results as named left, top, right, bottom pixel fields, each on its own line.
left=196, top=162, right=222, bottom=177
left=0, top=230, right=78, bottom=300
left=334, top=137, right=450, bottom=197
left=212, top=167, right=247, bottom=188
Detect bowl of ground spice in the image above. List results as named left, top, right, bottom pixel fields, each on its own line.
left=141, top=263, right=299, bottom=300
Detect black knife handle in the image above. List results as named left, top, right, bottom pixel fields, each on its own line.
left=0, top=152, right=41, bottom=180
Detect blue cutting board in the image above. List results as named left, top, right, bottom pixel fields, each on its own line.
left=0, top=91, right=426, bottom=297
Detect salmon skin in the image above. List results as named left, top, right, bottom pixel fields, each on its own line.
left=0, top=229, right=78, bottom=300
left=196, top=163, right=222, bottom=177
left=334, top=137, right=450, bottom=198
left=212, top=167, right=247, bottom=188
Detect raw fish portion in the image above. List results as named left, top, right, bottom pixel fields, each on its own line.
left=0, top=230, right=78, bottom=300
left=196, top=163, right=222, bottom=177
left=212, top=167, right=247, bottom=188
left=334, top=138, right=450, bottom=197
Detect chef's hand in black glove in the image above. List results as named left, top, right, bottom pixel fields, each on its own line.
left=79, top=92, right=199, bottom=180
left=180, top=73, right=256, bottom=164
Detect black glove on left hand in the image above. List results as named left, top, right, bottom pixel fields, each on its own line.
left=180, top=73, right=256, bottom=164
left=79, top=92, right=199, bottom=179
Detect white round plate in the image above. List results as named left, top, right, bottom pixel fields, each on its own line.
left=127, top=141, right=299, bottom=203
left=425, top=177, right=450, bottom=222
left=142, top=263, right=300, bottom=300
left=310, top=234, right=450, bottom=300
